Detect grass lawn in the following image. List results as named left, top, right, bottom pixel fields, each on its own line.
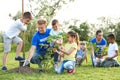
left=0, top=45, right=120, bottom=80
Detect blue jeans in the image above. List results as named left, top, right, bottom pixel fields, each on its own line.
left=57, top=60, right=75, bottom=74
left=31, top=52, right=59, bottom=64
left=51, top=52, right=59, bottom=63
left=30, top=53, right=43, bottom=64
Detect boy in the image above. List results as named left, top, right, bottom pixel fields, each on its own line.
left=50, top=19, right=62, bottom=36
left=50, top=19, right=63, bottom=70
left=2, top=12, right=32, bottom=70
left=101, top=34, right=119, bottom=67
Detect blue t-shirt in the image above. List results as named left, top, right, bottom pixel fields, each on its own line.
left=31, top=29, right=51, bottom=56
left=90, top=38, right=107, bottom=54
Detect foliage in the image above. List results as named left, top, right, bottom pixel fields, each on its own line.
left=12, top=11, right=22, bottom=20
left=36, top=47, right=54, bottom=71
left=0, top=43, right=3, bottom=52
left=37, top=32, right=67, bottom=71
left=69, top=22, right=90, bottom=41
left=92, top=43, right=108, bottom=54
left=47, top=32, right=67, bottom=44
left=114, top=22, right=120, bottom=44
left=27, top=0, right=75, bottom=24
left=0, top=33, right=3, bottom=43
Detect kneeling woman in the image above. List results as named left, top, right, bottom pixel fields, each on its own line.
left=54, top=31, right=79, bottom=74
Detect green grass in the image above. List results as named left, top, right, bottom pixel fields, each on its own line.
left=0, top=44, right=120, bottom=80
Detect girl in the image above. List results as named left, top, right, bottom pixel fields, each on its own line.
left=76, top=42, right=87, bottom=66
left=54, top=31, right=79, bottom=74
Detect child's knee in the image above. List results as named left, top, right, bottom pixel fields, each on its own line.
left=68, top=65, right=74, bottom=70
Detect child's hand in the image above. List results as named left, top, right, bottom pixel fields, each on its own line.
left=55, top=39, right=63, bottom=45
left=52, top=48, right=58, bottom=52
left=60, top=52, right=64, bottom=57
left=59, top=46, right=64, bottom=50
left=106, top=57, right=112, bottom=60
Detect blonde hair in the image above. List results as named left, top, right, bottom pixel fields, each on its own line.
left=37, top=18, right=47, bottom=25
left=80, top=41, right=87, bottom=50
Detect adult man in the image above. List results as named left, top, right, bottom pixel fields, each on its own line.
left=23, top=19, right=51, bottom=66
left=2, top=12, right=32, bottom=70
left=90, top=30, right=107, bottom=67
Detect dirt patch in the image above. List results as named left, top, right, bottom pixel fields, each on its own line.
left=9, top=66, right=38, bottom=74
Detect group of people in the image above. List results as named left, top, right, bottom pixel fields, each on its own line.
left=91, top=30, right=119, bottom=67
left=1, top=12, right=119, bottom=74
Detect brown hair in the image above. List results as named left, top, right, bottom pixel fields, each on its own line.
left=52, top=19, right=58, bottom=26
left=37, top=19, right=47, bottom=25
left=96, top=30, right=102, bottom=35
left=23, top=12, right=32, bottom=20
left=67, top=31, right=80, bottom=45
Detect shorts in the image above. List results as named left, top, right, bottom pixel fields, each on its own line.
left=3, top=34, right=22, bottom=53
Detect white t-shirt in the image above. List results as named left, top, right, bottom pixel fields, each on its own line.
left=50, top=29, right=62, bottom=36
left=108, top=42, right=118, bottom=60
left=5, top=19, right=27, bottom=39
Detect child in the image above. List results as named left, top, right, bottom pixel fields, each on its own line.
left=54, top=31, right=79, bottom=74
left=50, top=19, right=63, bottom=69
left=2, top=12, right=32, bottom=70
left=101, top=34, right=119, bottom=67
left=50, top=19, right=63, bottom=47
left=50, top=19, right=62, bottom=36
left=76, top=41, right=87, bottom=66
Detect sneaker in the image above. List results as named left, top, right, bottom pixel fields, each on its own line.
left=15, top=56, right=25, bottom=61
left=68, top=69, right=75, bottom=74
left=2, top=66, right=7, bottom=71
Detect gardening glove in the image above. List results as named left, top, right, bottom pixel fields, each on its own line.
left=23, top=59, right=30, bottom=66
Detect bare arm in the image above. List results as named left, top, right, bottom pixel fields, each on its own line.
left=84, top=54, right=88, bottom=63
left=106, top=50, right=118, bottom=60
left=28, top=46, right=36, bottom=61
left=59, top=47, right=76, bottom=55
left=112, top=50, right=118, bottom=58
left=83, top=50, right=87, bottom=63
left=91, top=46, right=95, bottom=58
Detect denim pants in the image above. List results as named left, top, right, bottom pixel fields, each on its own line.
left=57, top=60, right=75, bottom=74
left=31, top=52, right=59, bottom=64
left=30, top=53, right=43, bottom=64
left=51, top=52, right=59, bottom=64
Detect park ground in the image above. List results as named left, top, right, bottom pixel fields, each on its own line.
left=0, top=43, right=120, bottom=80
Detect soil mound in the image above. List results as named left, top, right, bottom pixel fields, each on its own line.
left=10, top=66, right=38, bottom=74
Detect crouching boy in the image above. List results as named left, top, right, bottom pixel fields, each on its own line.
left=101, top=34, right=119, bottom=67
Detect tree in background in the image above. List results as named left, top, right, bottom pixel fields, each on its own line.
left=114, top=22, right=120, bottom=44
left=27, top=0, right=74, bottom=24
left=98, top=17, right=120, bottom=45
left=69, top=21, right=90, bottom=41
left=10, top=0, right=75, bottom=51
left=0, top=30, right=5, bottom=43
